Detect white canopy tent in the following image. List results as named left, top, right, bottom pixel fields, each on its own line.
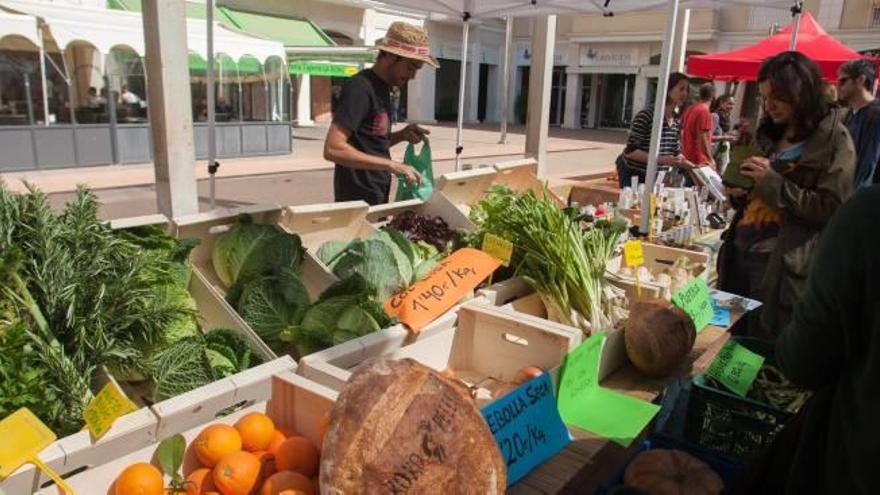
left=380, top=0, right=797, bottom=232
left=0, top=0, right=285, bottom=62
left=0, top=10, right=37, bottom=47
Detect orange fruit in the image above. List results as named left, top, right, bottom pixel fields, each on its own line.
left=315, top=413, right=331, bottom=453
left=234, top=412, right=276, bottom=452
left=274, top=436, right=319, bottom=478
left=260, top=471, right=314, bottom=495
left=276, top=427, right=296, bottom=438
left=194, top=424, right=242, bottom=468
left=114, top=462, right=164, bottom=495
left=267, top=430, right=288, bottom=457
left=212, top=451, right=261, bottom=495
left=185, top=468, right=217, bottom=495
left=252, top=449, right=277, bottom=488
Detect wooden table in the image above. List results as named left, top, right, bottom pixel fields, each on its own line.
left=511, top=325, right=732, bottom=494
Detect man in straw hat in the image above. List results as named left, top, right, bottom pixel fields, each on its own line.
left=324, top=21, right=439, bottom=205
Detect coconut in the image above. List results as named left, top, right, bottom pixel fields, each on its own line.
left=623, top=299, right=696, bottom=377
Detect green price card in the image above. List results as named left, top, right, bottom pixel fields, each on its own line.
left=706, top=341, right=766, bottom=398
left=672, top=278, right=714, bottom=332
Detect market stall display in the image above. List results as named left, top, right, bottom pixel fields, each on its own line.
left=606, top=243, right=709, bottom=301
left=0, top=187, right=269, bottom=495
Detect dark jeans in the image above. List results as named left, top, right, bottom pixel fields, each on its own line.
left=616, top=155, right=646, bottom=188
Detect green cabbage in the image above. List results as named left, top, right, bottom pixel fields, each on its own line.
left=212, top=214, right=304, bottom=289
left=233, top=267, right=309, bottom=346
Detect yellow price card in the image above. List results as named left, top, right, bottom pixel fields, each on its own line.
left=0, top=408, right=75, bottom=493
left=83, top=382, right=137, bottom=439
left=623, top=240, right=645, bottom=267
left=481, top=233, right=514, bottom=267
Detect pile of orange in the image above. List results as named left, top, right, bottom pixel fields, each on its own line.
left=114, top=411, right=332, bottom=495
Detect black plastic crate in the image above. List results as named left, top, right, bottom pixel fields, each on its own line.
left=684, top=337, right=799, bottom=461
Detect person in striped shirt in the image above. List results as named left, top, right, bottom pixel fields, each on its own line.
left=617, top=72, right=696, bottom=188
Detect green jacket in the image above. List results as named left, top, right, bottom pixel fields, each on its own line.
left=752, top=109, right=855, bottom=336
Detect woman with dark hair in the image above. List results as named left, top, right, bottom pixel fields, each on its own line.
left=616, top=72, right=695, bottom=188
left=718, top=51, right=855, bottom=339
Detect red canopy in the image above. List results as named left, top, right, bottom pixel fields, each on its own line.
left=687, top=12, right=871, bottom=81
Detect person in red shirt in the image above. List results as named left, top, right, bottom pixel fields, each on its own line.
left=681, top=83, right=717, bottom=170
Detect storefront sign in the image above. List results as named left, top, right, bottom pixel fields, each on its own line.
left=579, top=45, right=636, bottom=67
left=481, top=372, right=570, bottom=485
left=289, top=61, right=359, bottom=78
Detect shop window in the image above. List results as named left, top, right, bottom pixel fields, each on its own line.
left=107, top=47, right=147, bottom=123
left=0, top=40, right=41, bottom=126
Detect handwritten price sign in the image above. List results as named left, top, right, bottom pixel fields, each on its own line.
left=481, top=373, right=570, bottom=485
left=706, top=341, right=765, bottom=397
left=672, top=278, right=714, bottom=332
left=384, top=248, right=500, bottom=332
left=84, top=381, right=138, bottom=439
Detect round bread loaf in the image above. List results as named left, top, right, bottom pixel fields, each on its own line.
left=320, top=358, right=506, bottom=494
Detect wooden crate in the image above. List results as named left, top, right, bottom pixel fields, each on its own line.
left=33, top=357, right=332, bottom=495
left=435, top=167, right=498, bottom=216
left=606, top=243, right=710, bottom=301
left=391, top=302, right=583, bottom=408
left=279, top=200, right=376, bottom=253
left=173, top=203, right=337, bottom=302
left=569, top=178, right=621, bottom=207
left=493, top=158, right=567, bottom=206
left=297, top=307, right=463, bottom=391
left=366, top=191, right=474, bottom=231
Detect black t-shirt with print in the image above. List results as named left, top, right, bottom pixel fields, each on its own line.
left=332, top=69, right=393, bottom=205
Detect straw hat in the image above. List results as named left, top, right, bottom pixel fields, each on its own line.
left=376, top=21, right=439, bottom=68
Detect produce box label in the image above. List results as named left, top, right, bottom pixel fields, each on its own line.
left=84, top=381, right=138, bottom=439
left=0, top=408, right=57, bottom=477
left=706, top=341, right=765, bottom=398
left=481, top=233, right=514, bottom=267
left=384, top=248, right=500, bottom=332
left=623, top=240, right=645, bottom=267
left=672, top=278, right=713, bottom=332
left=557, top=333, right=659, bottom=448
left=480, top=373, right=570, bottom=485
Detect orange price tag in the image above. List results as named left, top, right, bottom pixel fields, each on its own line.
left=383, top=248, right=501, bottom=332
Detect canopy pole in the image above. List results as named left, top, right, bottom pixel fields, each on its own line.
left=498, top=16, right=512, bottom=144
left=640, top=0, right=680, bottom=235
left=37, top=23, right=49, bottom=126
left=789, top=1, right=803, bottom=51
left=454, top=15, right=470, bottom=171
left=207, top=0, right=218, bottom=210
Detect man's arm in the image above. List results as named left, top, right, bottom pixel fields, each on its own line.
left=700, top=107, right=715, bottom=166
left=389, top=124, right=430, bottom=147
left=324, top=124, right=422, bottom=184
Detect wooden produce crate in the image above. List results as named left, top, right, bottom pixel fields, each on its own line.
left=297, top=306, right=462, bottom=391
left=112, top=213, right=275, bottom=365
left=435, top=166, right=498, bottom=216
left=391, top=302, right=582, bottom=408
left=366, top=190, right=474, bottom=231
left=173, top=203, right=337, bottom=303
left=493, top=158, right=567, bottom=206
left=569, top=177, right=621, bottom=207
left=34, top=357, right=333, bottom=495
left=477, top=277, right=593, bottom=337
left=606, top=242, right=710, bottom=301
left=280, top=200, right=377, bottom=254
